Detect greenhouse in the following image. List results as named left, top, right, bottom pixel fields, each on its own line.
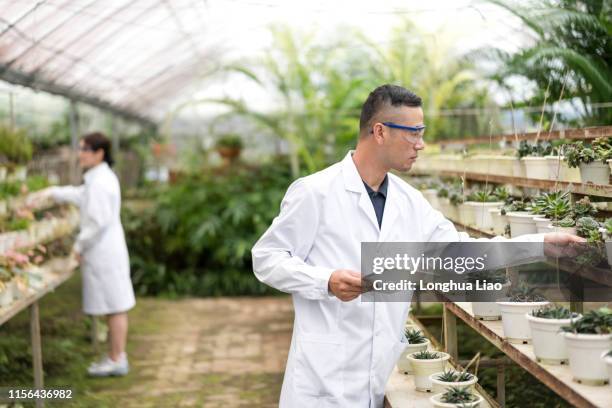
left=0, top=0, right=611, bottom=407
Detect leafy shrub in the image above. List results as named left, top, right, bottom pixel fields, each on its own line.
left=124, top=160, right=293, bottom=297
left=561, top=307, right=612, bottom=334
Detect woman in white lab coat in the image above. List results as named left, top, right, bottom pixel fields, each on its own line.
left=37, top=132, right=135, bottom=377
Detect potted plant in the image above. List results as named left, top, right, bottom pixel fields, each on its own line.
left=602, top=350, right=612, bottom=388
left=430, top=386, right=484, bottom=408
left=504, top=199, right=540, bottom=237
left=397, top=328, right=430, bottom=374
left=448, top=192, right=463, bottom=223
left=467, top=190, right=504, bottom=231
left=497, top=284, right=548, bottom=343
left=420, top=181, right=441, bottom=210
left=429, top=369, right=478, bottom=394
left=215, top=134, right=243, bottom=162
left=0, top=126, right=32, bottom=182
left=526, top=305, right=580, bottom=364
left=406, top=350, right=450, bottom=391
left=564, top=139, right=611, bottom=185
left=561, top=308, right=612, bottom=385
left=467, top=269, right=510, bottom=320
left=520, top=141, right=554, bottom=180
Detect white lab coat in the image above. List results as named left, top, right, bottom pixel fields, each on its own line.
left=50, top=162, right=135, bottom=316
left=252, top=151, right=545, bottom=408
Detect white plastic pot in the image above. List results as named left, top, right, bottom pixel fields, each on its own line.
left=429, top=371, right=478, bottom=394
left=507, top=212, right=539, bottom=237
left=490, top=156, right=515, bottom=177
left=512, top=158, right=525, bottom=178
left=468, top=281, right=510, bottom=320
left=440, top=198, right=459, bottom=222
left=608, top=159, right=612, bottom=176
left=602, top=352, right=612, bottom=388
left=579, top=162, right=610, bottom=185
left=472, top=202, right=504, bottom=231
left=407, top=351, right=450, bottom=391
left=459, top=203, right=475, bottom=227
left=564, top=333, right=612, bottom=385
left=550, top=156, right=581, bottom=182
left=497, top=301, right=550, bottom=343
left=397, top=339, right=430, bottom=374
left=526, top=313, right=580, bottom=364
left=522, top=157, right=549, bottom=180
left=489, top=209, right=508, bottom=236
left=430, top=392, right=484, bottom=408
left=533, top=217, right=554, bottom=234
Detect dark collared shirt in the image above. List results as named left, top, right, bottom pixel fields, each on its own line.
left=362, top=174, right=388, bottom=228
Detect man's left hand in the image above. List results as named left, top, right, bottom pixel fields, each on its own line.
left=543, top=232, right=587, bottom=258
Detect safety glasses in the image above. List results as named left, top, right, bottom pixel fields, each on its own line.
left=381, top=122, right=426, bottom=144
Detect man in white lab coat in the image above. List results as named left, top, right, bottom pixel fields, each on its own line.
left=251, top=84, right=583, bottom=407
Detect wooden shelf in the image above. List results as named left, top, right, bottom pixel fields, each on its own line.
left=438, top=126, right=612, bottom=147
left=445, top=302, right=611, bottom=408
left=0, top=256, right=78, bottom=326
left=414, top=171, right=612, bottom=199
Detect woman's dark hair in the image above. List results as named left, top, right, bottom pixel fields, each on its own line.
left=82, top=132, right=114, bottom=166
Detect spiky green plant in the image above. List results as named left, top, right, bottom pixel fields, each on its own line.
left=440, top=386, right=478, bottom=404
left=561, top=308, right=612, bottom=334
left=532, top=306, right=576, bottom=319
left=405, top=328, right=427, bottom=344
left=508, top=283, right=547, bottom=302
left=412, top=350, right=440, bottom=360
left=436, top=369, right=474, bottom=383
left=576, top=216, right=602, bottom=241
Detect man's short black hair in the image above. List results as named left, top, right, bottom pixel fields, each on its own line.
left=359, top=84, right=422, bottom=133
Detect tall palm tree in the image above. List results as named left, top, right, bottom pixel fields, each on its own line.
left=485, top=0, right=611, bottom=125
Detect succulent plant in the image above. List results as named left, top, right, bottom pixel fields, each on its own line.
left=436, top=369, right=474, bottom=383
left=572, top=197, right=597, bottom=219
left=561, top=307, right=612, bottom=334
left=508, top=283, right=546, bottom=302
left=440, top=386, right=478, bottom=404
left=552, top=216, right=575, bottom=228
left=405, top=328, right=427, bottom=344
left=412, top=350, right=440, bottom=360
left=531, top=305, right=576, bottom=319
left=576, top=216, right=602, bottom=241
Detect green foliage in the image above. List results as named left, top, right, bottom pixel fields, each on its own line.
left=532, top=191, right=571, bottom=220
left=468, top=190, right=498, bottom=203
left=572, top=196, right=597, bottom=219
left=215, top=134, right=243, bottom=149
left=517, top=140, right=555, bottom=159
left=405, top=328, right=427, bottom=344
left=561, top=307, right=612, bottom=334
left=0, top=126, right=33, bottom=164
left=575, top=216, right=602, bottom=240
left=485, top=0, right=611, bottom=126
left=436, top=369, right=474, bottom=383
left=531, top=305, right=575, bottom=319
left=501, top=198, right=530, bottom=215
left=552, top=216, right=575, bottom=228
left=124, top=161, right=293, bottom=297
left=440, top=386, right=478, bottom=404
left=412, top=350, right=440, bottom=360
left=565, top=141, right=602, bottom=168
left=492, top=186, right=510, bottom=203
left=508, top=283, right=546, bottom=302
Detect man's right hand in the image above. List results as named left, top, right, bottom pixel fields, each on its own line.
left=328, top=269, right=362, bottom=302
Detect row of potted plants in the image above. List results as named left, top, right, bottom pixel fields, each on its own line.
left=0, top=236, right=75, bottom=308
left=397, top=325, right=484, bottom=406
left=474, top=280, right=612, bottom=386
left=0, top=175, right=51, bottom=218
left=413, top=138, right=612, bottom=185
left=0, top=206, right=79, bottom=255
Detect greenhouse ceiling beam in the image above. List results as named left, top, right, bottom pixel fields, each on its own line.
left=0, top=64, right=157, bottom=130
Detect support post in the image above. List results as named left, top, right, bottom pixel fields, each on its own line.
left=497, top=363, right=506, bottom=407
left=30, top=302, right=44, bottom=408
left=68, top=100, right=80, bottom=185
left=443, top=304, right=458, bottom=360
